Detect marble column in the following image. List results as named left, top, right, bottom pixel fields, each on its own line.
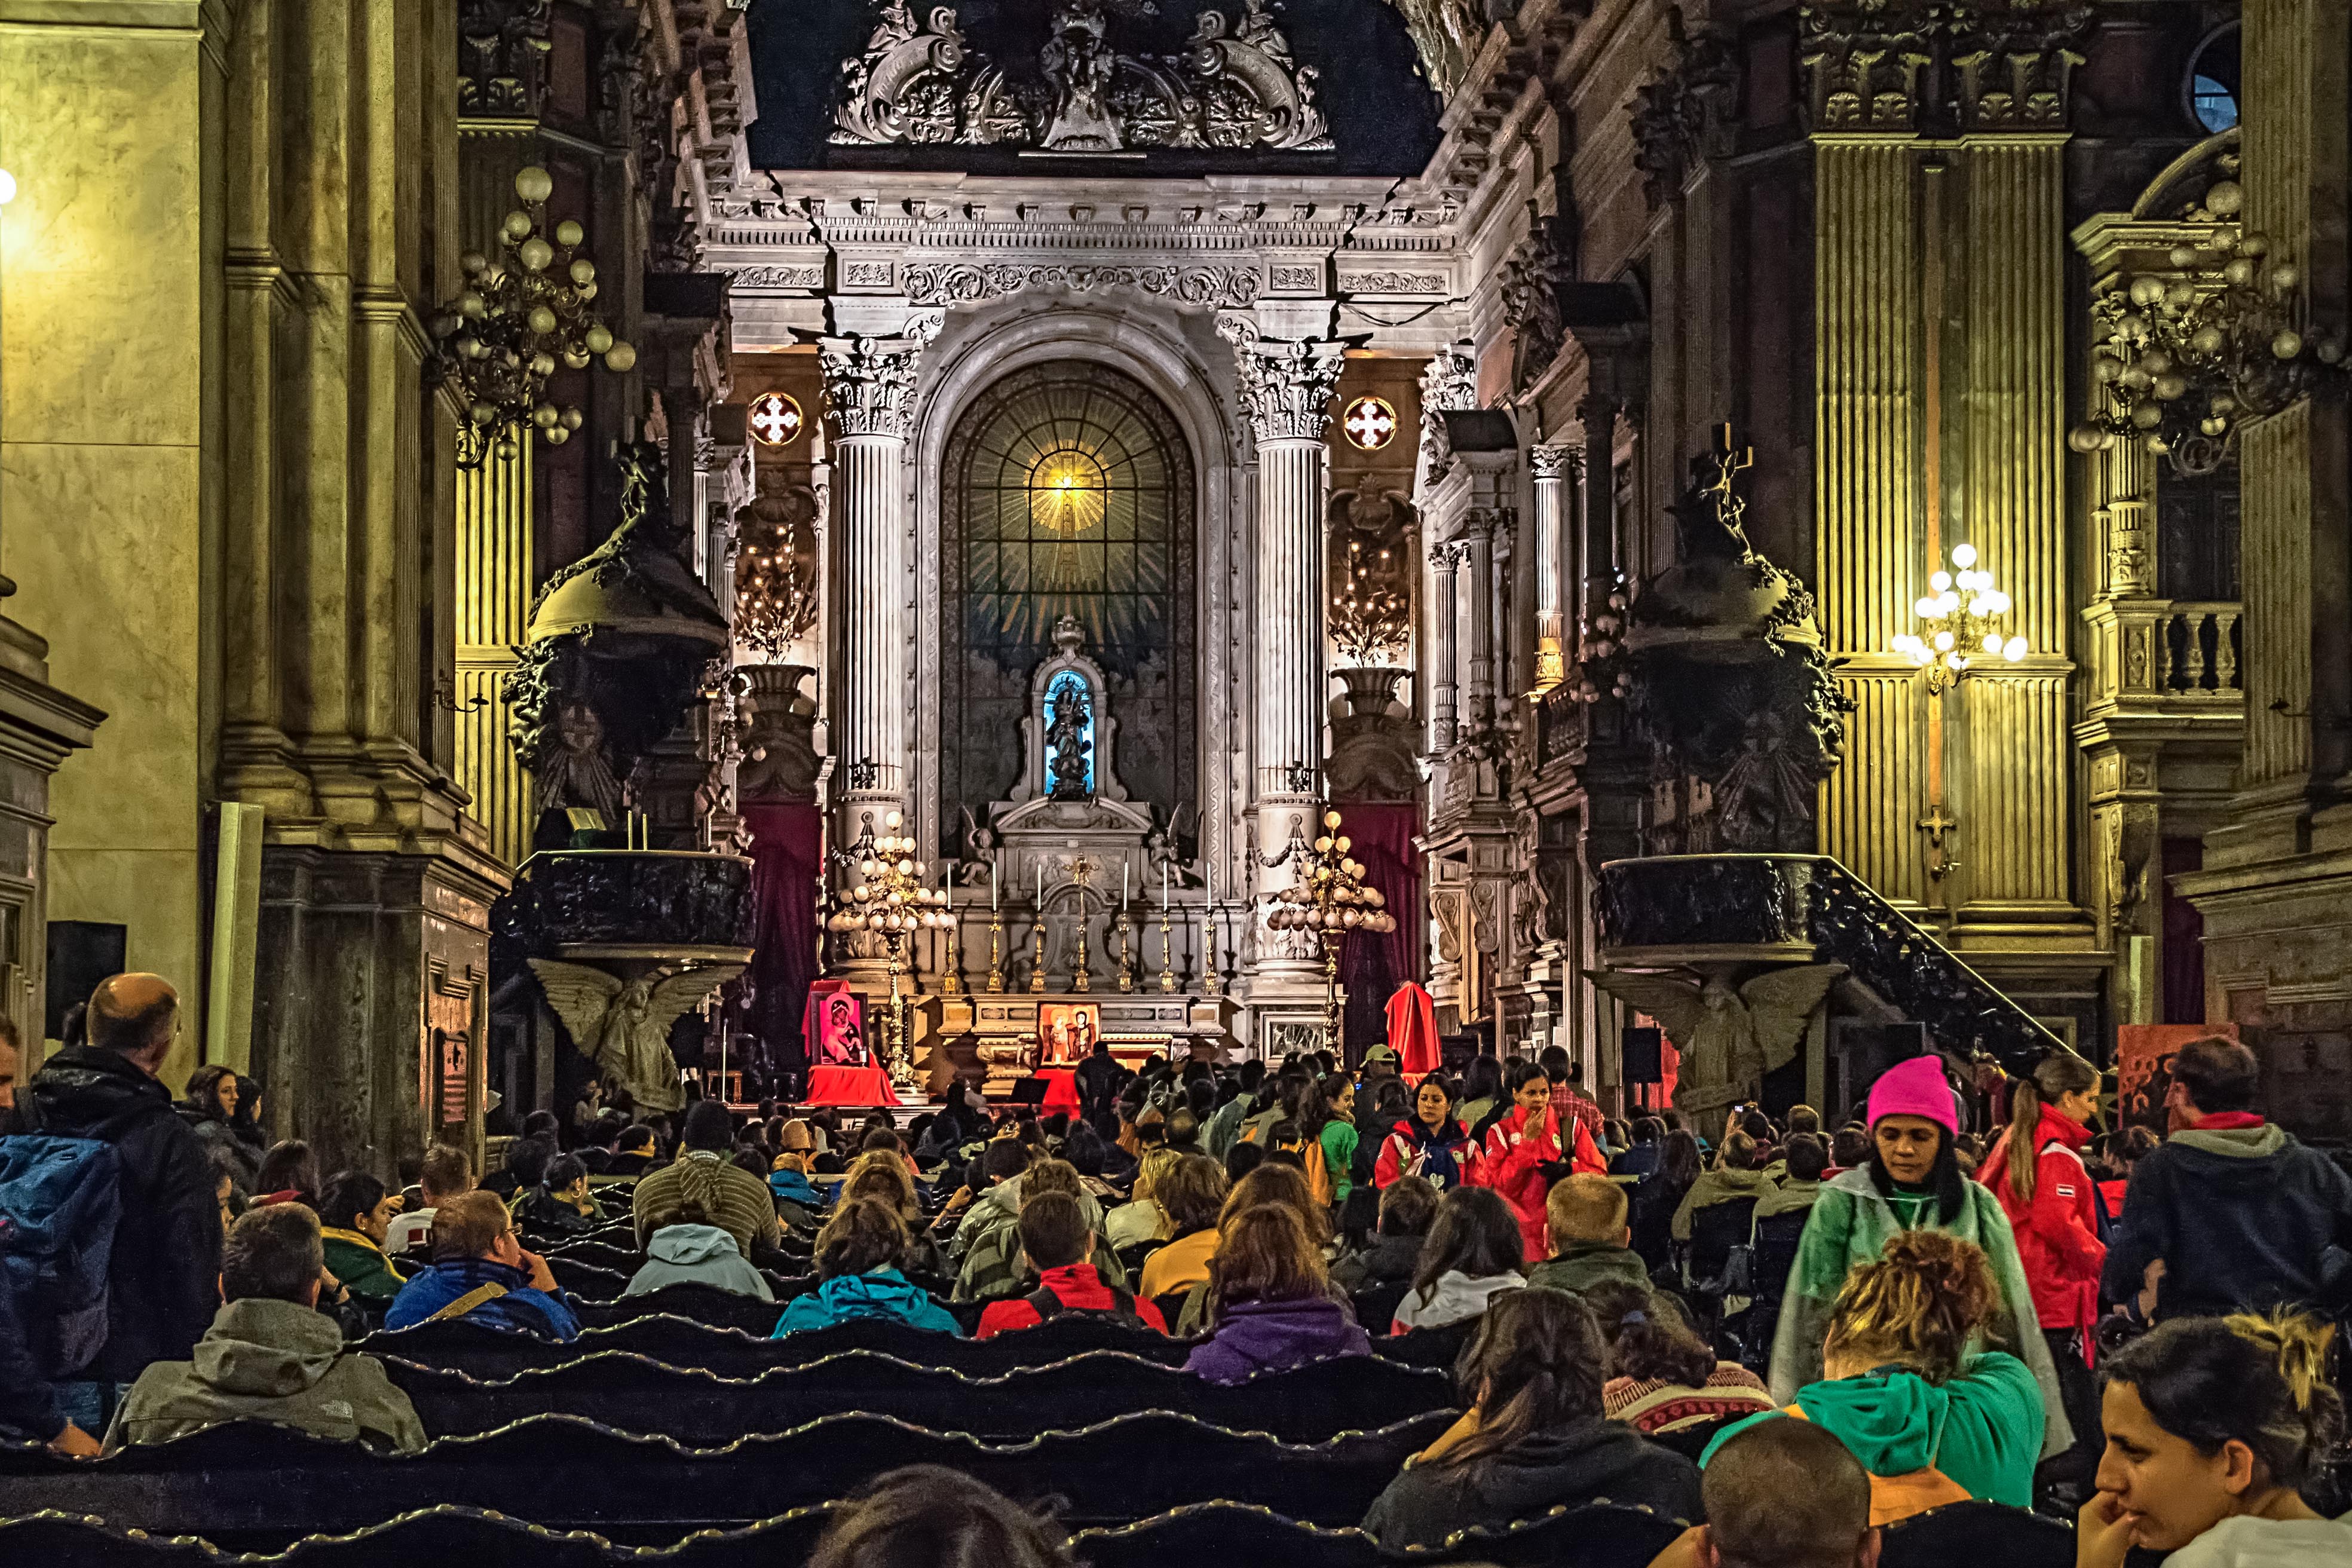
left=1229, top=333, right=1347, bottom=870
left=817, top=330, right=931, bottom=836
left=1576, top=395, right=1620, bottom=630
left=1463, top=522, right=1496, bottom=727
left=1428, top=542, right=1465, bottom=750
left=1530, top=445, right=1572, bottom=690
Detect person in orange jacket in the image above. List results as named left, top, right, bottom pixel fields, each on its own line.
left=1468, top=1059, right=1604, bottom=1261
left=1976, top=1053, right=2105, bottom=1493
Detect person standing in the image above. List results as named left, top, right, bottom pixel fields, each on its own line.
left=25, top=975, right=223, bottom=1430
left=2099, top=1034, right=2352, bottom=1324
left=1767, top=1054, right=2071, bottom=1463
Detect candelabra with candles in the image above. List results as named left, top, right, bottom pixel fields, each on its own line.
left=824, top=809, right=952, bottom=1091
left=1265, top=808, right=1398, bottom=1046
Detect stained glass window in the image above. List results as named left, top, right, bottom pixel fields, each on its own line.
left=939, top=363, right=1196, bottom=844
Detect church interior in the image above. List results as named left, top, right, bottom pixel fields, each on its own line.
left=2, top=0, right=2351, bottom=1555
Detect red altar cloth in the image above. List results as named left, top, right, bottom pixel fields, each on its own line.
left=803, top=1065, right=898, bottom=1107
left=1037, top=1070, right=1081, bottom=1114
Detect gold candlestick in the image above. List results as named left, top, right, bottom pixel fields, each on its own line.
left=1071, top=909, right=1092, bottom=993
left=1028, top=902, right=1048, bottom=993
left=1117, top=911, right=1135, bottom=991
left=1202, top=900, right=1223, bottom=996
left=986, top=911, right=1005, bottom=993
left=941, top=906, right=963, bottom=996
left=1159, top=906, right=1177, bottom=992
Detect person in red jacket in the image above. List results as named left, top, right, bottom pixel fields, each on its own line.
left=1467, top=1060, right=1604, bottom=1262
left=974, top=1192, right=1167, bottom=1338
left=1373, top=1077, right=1474, bottom=1191
left=1976, top=1053, right=2105, bottom=1494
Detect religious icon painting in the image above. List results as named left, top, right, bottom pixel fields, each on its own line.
left=1037, top=1003, right=1102, bottom=1068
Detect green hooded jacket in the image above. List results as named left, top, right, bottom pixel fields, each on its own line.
left=107, top=1298, right=425, bottom=1453
left=1703, top=1351, right=2043, bottom=1509
left=1766, top=1166, right=2071, bottom=1459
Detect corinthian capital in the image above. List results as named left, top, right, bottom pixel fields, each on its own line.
left=1529, top=444, right=1581, bottom=482
left=816, top=333, right=928, bottom=441
left=1950, top=5, right=2094, bottom=132
left=1229, top=334, right=1349, bottom=443
left=1800, top=2, right=1934, bottom=134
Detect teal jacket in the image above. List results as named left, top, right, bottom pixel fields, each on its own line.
left=1767, top=1166, right=2071, bottom=1459
left=771, top=1269, right=961, bottom=1338
left=1705, top=1351, right=2044, bottom=1509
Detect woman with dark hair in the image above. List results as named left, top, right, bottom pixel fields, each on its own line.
left=318, top=1169, right=409, bottom=1310
left=840, top=1150, right=949, bottom=1284
left=1136, top=1153, right=1230, bottom=1300
left=1584, top=1281, right=1773, bottom=1435
left=1630, top=1129, right=1702, bottom=1271
left=1183, top=1203, right=1370, bottom=1384
left=807, top=1465, right=1073, bottom=1568
left=1392, top=1186, right=1526, bottom=1333
left=1712, top=1230, right=2045, bottom=1524
left=1168, top=1159, right=1331, bottom=1334
left=1361, top=1288, right=1701, bottom=1549
left=1453, top=1055, right=1507, bottom=1141
left=516, top=1153, right=605, bottom=1239
left=2079, top=1310, right=2351, bottom=1568
left=252, top=1140, right=321, bottom=1211
left=1468, top=1059, right=1604, bottom=1261
left=179, top=1064, right=260, bottom=1190
left=1300, top=1073, right=1359, bottom=1208
left=228, top=1075, right=269, bottom=1157
left=1768, top=1055, right=2068, bottom=1462
left=772, top=1196, right=961, bottom=1337
left=1373, top=1076, right=1474, bottom=1192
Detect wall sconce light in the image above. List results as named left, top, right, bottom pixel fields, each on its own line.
left=1891, top=544, right=2026, bottom=696
left=430, top=166, right=633, bottom=470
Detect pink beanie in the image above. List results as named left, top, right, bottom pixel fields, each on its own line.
left=1866, top=1054, right=1958, bottom=1137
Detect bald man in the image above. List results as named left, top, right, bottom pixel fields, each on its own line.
left=26, top=975, right=222, bottom=1427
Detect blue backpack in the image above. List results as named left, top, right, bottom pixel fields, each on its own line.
left=0, top=1134, right=122, bottom=1378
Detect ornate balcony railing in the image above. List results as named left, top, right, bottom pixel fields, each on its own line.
left=1595, top=854, right=2072, bottom=1073
left=2159, top=601, right=2242, bottom=693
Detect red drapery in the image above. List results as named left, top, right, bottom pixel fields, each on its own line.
left=741, top=802, right=823, bottom=1088
left=1337, top=802, right=1421, bottom=1064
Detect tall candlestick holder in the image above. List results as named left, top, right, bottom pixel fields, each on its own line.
left=1070, top=859, right=1095, bottom=993
left=941, top=902, right=964, bottom=996
left=1116, top=910, right=1136, bottom=991
left=1028, top=900, right=1048, bottom=993
left=1202, top=899, right=1224, bottom=996
left=986, top=909, right=1006, bottom=993
left=1158, top=905, right=1177, bottom=991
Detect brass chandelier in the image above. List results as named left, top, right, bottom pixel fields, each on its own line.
left=2069, top=180, right=2344, bottom=477
left=431, top=166, right=636, bottom=470
left=1266, top=808, right=1398, bottom=1046
left=826, top=809, right=953, bottom=1090
left=1890, top=543, right=2026, bottom=696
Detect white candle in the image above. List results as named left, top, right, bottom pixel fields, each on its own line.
left=1162, top=858, right=1169, bottom=911
left=992, top=860, right=1000, bottom=912
left=1036, top=861, right=1043, bottom=904
left=1122, top=861, right=1130, bottom=910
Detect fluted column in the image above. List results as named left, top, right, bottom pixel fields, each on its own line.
left=1428, top=542, right=1464, bottom=749
left=1576, top=395, right=1620, bottom=629
left=1463, top=523, right=1496, bottom=725
left=817, top=330, right=931, bottom=826
left=1530, top=446, right=1572, bottom=690
left=1228, top=332, right=1348, bottom=896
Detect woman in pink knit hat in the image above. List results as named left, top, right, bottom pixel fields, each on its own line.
left=1765, top=1052, right=2074, bottom=1464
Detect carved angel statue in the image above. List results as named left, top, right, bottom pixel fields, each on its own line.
left=529, top=958, right=742, bottom=1114
left=1585, top=963, right=1845, bottom=1119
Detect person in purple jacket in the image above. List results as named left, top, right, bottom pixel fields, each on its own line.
left=1184, top=1202, right=1370, bottom=1385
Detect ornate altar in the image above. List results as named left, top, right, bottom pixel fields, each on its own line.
left=944, top=992, right=1239, bottom=1100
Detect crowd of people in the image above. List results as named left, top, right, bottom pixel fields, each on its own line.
left=3, top=973, right=2349, bottom=1567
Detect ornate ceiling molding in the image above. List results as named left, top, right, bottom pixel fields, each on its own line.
left=903, top=259, right=1261, bottom=309
left=830, top=1, right=1333, bottom=153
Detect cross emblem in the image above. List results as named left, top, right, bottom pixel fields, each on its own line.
left=749, top=392, right=803, bottom=446
left=1344, top=396, right=1396, bottom=450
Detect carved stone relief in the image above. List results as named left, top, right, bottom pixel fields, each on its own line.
left=903, top=260, right=1260, bottom=309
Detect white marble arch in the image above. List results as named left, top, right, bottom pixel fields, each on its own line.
left=905, top=298, right=1251, bottom=918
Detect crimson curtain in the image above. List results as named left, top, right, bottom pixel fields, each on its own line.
left=740, top=802, right=823, bottom=1088
left=1337, top=803, right=1422, bottom=1064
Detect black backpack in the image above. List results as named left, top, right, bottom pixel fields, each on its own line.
left=1025, top=1281, right=1146, bottom=1328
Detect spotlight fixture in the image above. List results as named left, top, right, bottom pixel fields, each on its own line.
left=430, top=166, right=633, bottom=470
left=1891, top=543, right=2026, bottom=696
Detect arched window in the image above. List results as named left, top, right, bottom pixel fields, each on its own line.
left=2186, top=23, right=2240, bottom=134
left=939, top=362, right=1196, bottom=841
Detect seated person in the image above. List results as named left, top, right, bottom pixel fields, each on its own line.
left=840, top=1150, right=949, bottom=1283
left=605, top=1123, right=661, bottom=1175
left=1362, top=1287, right=1701, bottom=1550
left=626, top=1200, right=776, bottom=1301
left=975, top=1192, right=1168, bottom=1338
left=1526, top=1173, right=1652, bottom=1296
left=953, top=1156, right=1126, bottom=1301
left=486, top=1131, right=555, bottom=1202
left=1392, top=1186, right=1527, bottom=1334
left=1184, top=1203, right=1370, bottom=1385
left=773, top=1196, right=962, bottom=1337
left=810, top=1463, right=1072, bottom=1568
left=1135, top=1153, right=1230, bottom=1302
left=1644, top=1416, right=1878, bottom=1568
left=1671, top=1130, right=1778, bottom=1242
left=381, top=1143, right=469, bottom=1258
left=1702, top=1230, right=2041, bottom=1523
left=109, top=1204, right=425, bottom=1452
left=1169, top=1161, right=1331, bottom=1335
left=633, top=1100, right=782, bottom=1256
left=2078, top=1310, right=2352, bottom=1568
left=317, top=1169, right=409, bottom=1311
left=769, top=1120, right=826, bottom=1230
left=384, top=1190, right=582, bottom=1340
left=1105, top=1148, right=1178, bottom=1250
left=1585, top=1281, right=1774, bottom=1435
left=1334, top=1174, right=1439, bottom=1294
left=514, top=1154, right=603, bottom=1239
left=1751, top=1134, right=1829, bottom=1226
